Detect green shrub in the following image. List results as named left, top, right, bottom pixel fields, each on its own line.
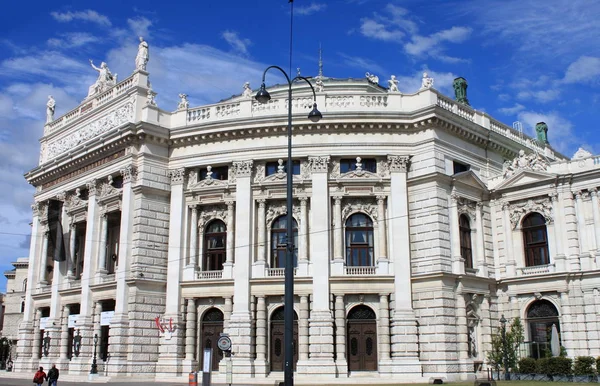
left=518, top=357, right=537, bottom=373
left=537, top=357, right=572, bottom=375
left=537, top=358, right=550, bottom=374
left=573, top=356, right=595, bottom=375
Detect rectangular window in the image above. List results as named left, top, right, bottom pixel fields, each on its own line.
left=453, top=161, right=471, bottom=174
left=105, top=212, right=121, bottom=274
left=266, top=160, right=300, bottom=176
left=340, top=158, right=377, bottom=174
left=200, top=166, right=228, bottom=181
left=74, top=222, right=86, bottom=279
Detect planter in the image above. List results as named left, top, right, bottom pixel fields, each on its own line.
left=573, top=375, right=595, bottom=383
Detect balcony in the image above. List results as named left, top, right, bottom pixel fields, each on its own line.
left=197, top=270, right=223, bottom=280
left=344, top=266, right=376, bottom=275
left=518, top=264, right=555, bottom=276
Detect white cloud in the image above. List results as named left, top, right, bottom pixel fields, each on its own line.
left=395, top=69, right=458, bottom=95
left=338, top=53, right=387, bottom=76
left=498, top=103, right=525, bottom=115
left=405, top=26, right=472, bottom=59
left=127, top=16, right=152, bottom=38
left=47, top=32, right=99, bottom=49
left=296, top=3, right=327, bottom=16
left=359, top=19, right=404, bottom=41
left=50, top=10, right=111, bottom=27
left=221, top=30, right=252, bottom=56
left=563, top=56, right=600, bottom=84
left=516, top=89, right=560, bottom=103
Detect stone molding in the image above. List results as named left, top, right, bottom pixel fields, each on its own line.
left=197, top=205, right=228, bottom=232
left=341, top=198, right=378, bottom=223
left=265, top=201, right=301, bottom=227
left=457, top=197, right=477, bottom=220
left=508, top=197, right=553, bottom=229
left=387, top=155, right=410, bottom=172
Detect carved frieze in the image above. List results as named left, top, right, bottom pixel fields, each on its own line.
left=508, top=197, right=553, bottom=229
left=387, top=155, right=410, bottom=172
left=65, top=188, right=88, bottom=213
left=308, top=156, right=330, bottom=173
left=253, top=163, right=265, bottom=184
left=197, top=205, right=228, bottom=232
left=341, top=198, right=378, bottom=222
left=187, top=169, right=198, bottom=187
left=329, top=160, right=340, bottom=179
left=45, top=102, right=135, bottom=161
left=377, top=159, right=390, bottom=178
left=265, top=201, right=301, bottom=227
left=457, top=197, right=477, bottom=219
left=502, top=149, right=550, bottom=179
left=98, top=177, right=121, bottom=198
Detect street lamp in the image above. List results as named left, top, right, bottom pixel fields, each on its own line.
left=500, top=314, right=510, bottom=380
left=90, top=333, right=98, bottom=375
left=256, top=69, right=321, bottom=386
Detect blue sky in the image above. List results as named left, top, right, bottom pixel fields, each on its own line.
left=0, top=0, right=599, bottom=291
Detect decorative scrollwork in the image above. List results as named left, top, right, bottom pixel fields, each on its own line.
left=508, top=197, right=553, bottom=229
left=387, top=155, right=410, bottom=172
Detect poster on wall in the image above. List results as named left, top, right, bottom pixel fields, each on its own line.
left=100, top=311, right=114, bottom=326
left=39, top=317, right=49, bottom=330
left=68, top=314, right=79, bottom=328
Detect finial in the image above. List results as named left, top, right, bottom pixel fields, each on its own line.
left=318, top=43, right=323, bottom=78
left=297, top=67, right=301, bottom=77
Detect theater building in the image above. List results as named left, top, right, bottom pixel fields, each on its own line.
left=14, top=48, right=600, bottom=382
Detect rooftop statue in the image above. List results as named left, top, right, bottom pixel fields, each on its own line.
left=502, top=149, right=549, bottom=178
left=135, top=36, right=149, bottom=72
left=365, top=72, right=379, bottom=84
left=87, top=60, right=116, bottom=97
left=242, top=82, right=252, bottom=98
left=315, top=76, right=324, bottom=92
left=421, top=72, right=434, bottom=89
left=572, top=147, right=592, bottom=160
left=46, top=95, right=56, bottom=124
left=387, top=75, right=399, bottom=93
left=178, top=93, right=189, bottom=110
left=453, top=77, right=469, bottom=106
left=535, top=122, right=549, bottom=145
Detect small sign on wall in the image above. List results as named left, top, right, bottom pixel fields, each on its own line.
left=39, top=317, right=49, bottom=330
left=100, top=311, right=114, bottom=326
left=68, top=314, right=79, bottom=328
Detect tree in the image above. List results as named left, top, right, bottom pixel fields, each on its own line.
left=487, top=317, right=525, bottom=372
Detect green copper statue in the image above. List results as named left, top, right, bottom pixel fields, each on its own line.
left=453, top=77, right=469, bottom=106
left=535, top=122, right=549, bottom=144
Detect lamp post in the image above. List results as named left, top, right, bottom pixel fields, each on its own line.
left=500, top=314, right=509, bottom=380
left=256, top=70, right=322, bottom=386
left=90, top=333, right=98, bottom=375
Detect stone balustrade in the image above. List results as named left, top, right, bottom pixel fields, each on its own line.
left=518, top=264, right=555, bottom=276
left=344, top=266, right=377, bottom=275
left=197, top=270, right=223, bottom=280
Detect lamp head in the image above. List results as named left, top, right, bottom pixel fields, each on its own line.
left=94, top=333, right=99, bottom=344
left=308, top=103, right=322, bottom=122
left=499, top=314, right=507, bottom=325
left=255, top=83, right=271, bottom=104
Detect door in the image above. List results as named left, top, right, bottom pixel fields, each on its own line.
left=270, top=307, right=298, bottom=372
left=347, top=305, right=378, bottom=371
left=201, top=308, right=224, bottom=371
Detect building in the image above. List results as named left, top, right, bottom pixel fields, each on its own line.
left=1, top=257, right=29, bottom=364
left=14, top=43, right=600, bottom=383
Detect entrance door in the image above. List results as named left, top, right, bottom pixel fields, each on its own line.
left=270, top=307, right=298, bottom=372
left=201, top=308, right=224, bottom=371
left=347, top=305, right=378, bottom=371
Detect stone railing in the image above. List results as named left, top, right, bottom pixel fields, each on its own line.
left=345, top=266, right=377, bottom=275
left=44, top=72, right=139, bottom=136
left=518, top=264, right=555, bottom=276
left=58, top=279, right=82, bottom=291
left=34, top=285, right=52, bottom=295
left=266, top=267, right=298, bottom=277
left=197, top=270, right=223, bottom=280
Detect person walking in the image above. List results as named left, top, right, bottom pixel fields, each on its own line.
left=47, top=364, right=59, bottom=386
left=32, top=366, right=46, bottom=386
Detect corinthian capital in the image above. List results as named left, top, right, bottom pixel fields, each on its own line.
left=232, top=160, right=253, bottom=178
left=168, top=168, right=186, bottom=186
left=86, top=179, right=98, bottom=195
left=308, top=156, right=330, bottom=173
left=120, top=165, right=138, bottom=183
left=387, top=155, right=410, bottom=172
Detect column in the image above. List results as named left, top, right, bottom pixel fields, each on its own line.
left=299, top=295, right=309, bottom=361
left=253, top=199, right=267, bottom=277
left=298, top=197, right=309, bottom=275
left=379, top=294, right=391, bottom=361
left=456, top=286, right=469, bottom=361
left=590, top=189, right=600, bottom=269
left=475, top=202, right=487, bottom=276
left=184, top=299, right=197, bottom=365
left=68, top=222, right=76, bottom=278
left=97, top=213, right=108, bottom=274
left=560, top=292, right=575, bottom=354
left=189, top=205, right=198, bottom=267
left=223, top=297, right=233, bottom=330
left=449, top=192, right=464, bottom=274
left=255, top=296, right=267, bottom=374
left=563, top=190, right=581, bottom=271
left=157, top=168, right=186, bottom=373
left=332, top=197, right=344, bottom=274
left=334, top=294, right=347, bottom=374
left=306, top=156, right=335, bottom=372
left=377, top=196, right=389, bottom=273
left=38, top=229, right=49, bottom=284
left=230, top=160, right=254, bottom=372
left=480, top=295, right=492, bottom=359
left=501, top=202, right=516, bottom=276
left=575, top=191, right=592, bottom=270
left=387, top=155, right=420, bottom=368
left=32, top=309, right=43, bottom=359
left=550, top=192, right=567, bottom=271
left=223, top=200, right=235, bottom=278
left=59, top=305, right=70, bottom=360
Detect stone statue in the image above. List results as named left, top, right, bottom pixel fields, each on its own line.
left=421, top=72, right=434, bottom=89
left=503, top=149, right=549, bottom=178
left=177, top=93, right=189, bottom=110
left=242, top=82, right=252, bottom=98
left=315, top=76, right=324, bottom=92
left=88, top=60, right=116, bottom=97
left=365, top=72, right=379, bottom=84
left=135, top=36, right=149, bottom=72
left=46, top=95, right=56, bottom=124
left=146, top=88, right=157, bottom=106
left=453, top=77, right=469, bottom=106
left=42, top=331, right=51, bottom=357
left=572, top=147, right=592, bottom=160
left=387, top=75, right=399, bottom=92
left=72, top=330, right=82, bottom=357
left=535, top=122, right=549, bottom=144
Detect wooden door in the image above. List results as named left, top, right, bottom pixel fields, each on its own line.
left=347, top=321, right=378, bottom=371
left=201, top=322, right=224, bottom=371
left=270, top=322, right=298, bottom=371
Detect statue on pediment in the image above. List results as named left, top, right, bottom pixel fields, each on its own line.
left=87, top=60, right=117, bottom=97
left=135, top=36, right=149, bottom=72
left=387, top=75, right=399, bottom=93
left=535, top=122, right=549, bottom=144
left=178, top=93, right=189, bottom=110
left=242, top=82, right=252, bottom=98
left=365, top=72, right=379, bottom=84
left=421, top=72, right=434, bottom=89
left=503, top=150, right=549, bottom=178
left=315, top=76, right=324, bottom=92
left=453, top=77, right=469, bottom=105
left=46, top=95, right=55, bottom=124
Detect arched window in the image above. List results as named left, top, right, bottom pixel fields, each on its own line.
left=526, top=300, right=560, bottom=358
left=522, top=213, right=549, bottom=266
left=459, top=214, right=473, bottom=269
left=345, top=213, right=374, bottom=267
left=23, top=279, right=27, bottom=292
left=204, top=220, right=226, bottom=271
left=271, top=216, right=298, bottom=268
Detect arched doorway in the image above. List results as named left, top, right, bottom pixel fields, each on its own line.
left=526, top=300, right=560, bottom=358
left=201, top=308, right=224, bottom=371
left=347, top=305, right=377, bottom=371
left=270, top=307, right=298, bottom=371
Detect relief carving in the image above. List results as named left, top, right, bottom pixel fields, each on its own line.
left=265, top=201, right=301, bottom=227
left=341, top=198, right=378, bottom=222
left=508, top=197, right=553, bottom=229
left=120, top=165, right=138, bottom=183
left=197, top=205, right=228, bottom=232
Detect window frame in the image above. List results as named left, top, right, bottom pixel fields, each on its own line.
left=459, top=214, right=474, bottom=269
left=270, top=215, right=298, bottom=268
left=203, top=219, right=227, bottom=271
left=340, top=158, right=377, bottom=174
left=522, top=212, right=550, bottom=267
left=345, top=213, right=374, bottom=267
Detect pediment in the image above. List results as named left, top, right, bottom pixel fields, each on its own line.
left=494, top=169, right=555, bottom=191
left=452, top=170, right=488, bottom=191
left=188, top=178, right=230, bottom=190
left=337, top=169, right=382, bottom=181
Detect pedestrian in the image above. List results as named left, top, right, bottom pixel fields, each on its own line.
left=47, top=364, right=59, bottom=386
left=32, top=366, right=46, bottom=386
